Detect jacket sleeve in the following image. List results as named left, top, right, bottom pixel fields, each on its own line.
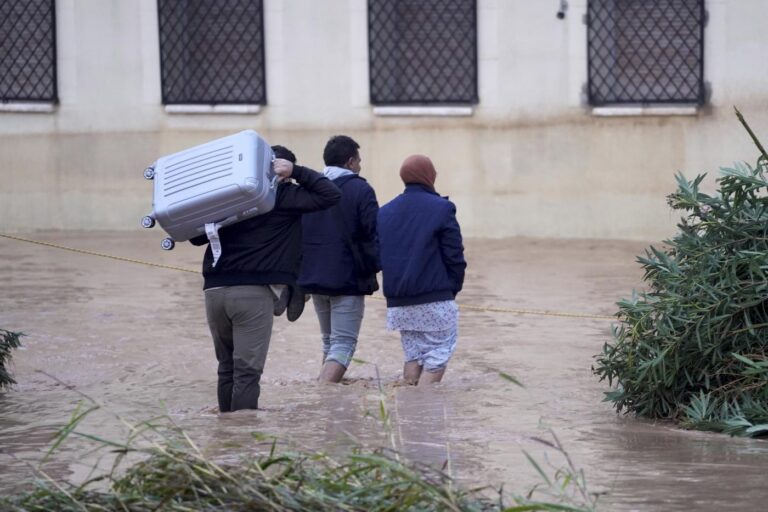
left=277, top=165, right=341, bottom=213
left=357, top=183, right=381, bottom=270
left=438, top=202, right=467, bottom=295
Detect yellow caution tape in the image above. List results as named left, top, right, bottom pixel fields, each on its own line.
left=0, top=232, right=614, bottom=320
left=0, top=232, right=197, bottom=274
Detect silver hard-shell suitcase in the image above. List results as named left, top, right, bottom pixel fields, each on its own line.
left=141, top=130, right=276, bottom=251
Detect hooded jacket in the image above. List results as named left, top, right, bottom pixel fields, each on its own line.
left=298, top=173, right=380, bottom=295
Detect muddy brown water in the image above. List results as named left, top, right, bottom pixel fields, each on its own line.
left=1, top=231, right=766, bottom=511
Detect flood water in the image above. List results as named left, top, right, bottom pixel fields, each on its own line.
left=1, top=231, right=766, bottom=511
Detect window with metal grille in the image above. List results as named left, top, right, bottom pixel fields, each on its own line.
left=0, top=0, right=57, bottom=103
left=587, top=0, right=705, bottom=106
left=157, top=0, right=266, bottom=105
left=368, top=0, right=477, bottom=105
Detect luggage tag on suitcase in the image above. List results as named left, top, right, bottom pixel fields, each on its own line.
left=140, top=130, right=277, bottom=258
left=204, top=222, right=223, bottom=267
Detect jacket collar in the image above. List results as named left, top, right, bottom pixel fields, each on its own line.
left=323, top=166, right=355, bottom=180
left=333, top=174, right=363, bottom=186
left=404, top=183, right=439, bottom=196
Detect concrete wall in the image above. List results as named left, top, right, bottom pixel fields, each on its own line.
left=2, top=0, right=767, bottom=240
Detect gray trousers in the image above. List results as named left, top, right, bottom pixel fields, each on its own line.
left=205, top=285, right=274, bottom=412
left=312, top=294, right=365, bottom=368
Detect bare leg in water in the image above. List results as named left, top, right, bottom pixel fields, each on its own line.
left=418, top=367, right=445, bottom=385
left=403, top=361, right=422, bottom=385
left=404, top=361, right=446, bottom=385
left=319, top=360, right=347, bottom=383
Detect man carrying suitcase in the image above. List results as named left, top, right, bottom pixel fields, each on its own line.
left=191, top=148, right=340, bottom=412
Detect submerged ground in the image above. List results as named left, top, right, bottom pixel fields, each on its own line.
left=1, top=232, right=766, bottom=510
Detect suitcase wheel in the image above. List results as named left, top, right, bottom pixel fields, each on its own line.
left=161, top=238, right=175, bottom=251
left=143, top=167, right=155, bottom=180
left=141, top=215, right=155, bottom=229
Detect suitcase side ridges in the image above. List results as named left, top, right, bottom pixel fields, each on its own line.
left=160, top=144, right=238, bottom=198
left=164, top=172, right=236, bottom=198
left=164, top=160, right=233, bottom=189
left=165, top=144, right=234, bottom=176
left=164, top=159, right=232, bottom=186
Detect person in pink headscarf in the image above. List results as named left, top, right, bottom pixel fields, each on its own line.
left=377, top=155, right=467, bottom=384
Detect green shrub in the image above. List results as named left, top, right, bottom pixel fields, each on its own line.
left=594, top=110, right=768, bottom=437
left=0, top=328, right=23, bottom=390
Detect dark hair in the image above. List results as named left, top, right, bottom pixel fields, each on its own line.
left=272, top=145, right=296, bottom=163
left=323, top=135, right=360, bottom=167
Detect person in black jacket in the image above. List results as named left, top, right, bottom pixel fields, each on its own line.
left=298, top=135, right=380, bottom=383
left=191, top=146, right=341, bottom=411
left=377, top=154, right=466, bottom=385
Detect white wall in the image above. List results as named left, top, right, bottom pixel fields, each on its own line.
left=1, top=0, right=767, bottom=240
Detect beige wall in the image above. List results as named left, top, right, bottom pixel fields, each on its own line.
left=2, top=0, right=767, bottom=240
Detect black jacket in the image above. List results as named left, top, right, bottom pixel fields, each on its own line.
left=298, top=174, right=379, bottom=295
left=190, top=165, right=341, bottom=290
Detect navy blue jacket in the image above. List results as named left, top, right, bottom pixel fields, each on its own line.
left=377, top=184, right=466, bottom=307
left=190, top=165, right=341, bottom=290
left=298, top=174, right=380, bottom=295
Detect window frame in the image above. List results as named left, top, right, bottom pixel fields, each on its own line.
left=367, top=0, right=479, bottom=107
left=156, top=0, right=267, bottom=107
left=586, top=0, right=706, bottom=107
left=0, top=0, right=58, bottom=105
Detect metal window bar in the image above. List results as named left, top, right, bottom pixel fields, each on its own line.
left=157, top=0, right=266, bottom=105
left=368, top=0, right=478, bottom=105
left=587, top=0, right=705, bottom=106
left=0, top=0, right=58, bottom=103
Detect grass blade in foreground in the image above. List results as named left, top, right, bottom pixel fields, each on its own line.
left=2, top=412, right=598, bottom=511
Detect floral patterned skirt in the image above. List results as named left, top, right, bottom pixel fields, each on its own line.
left=386, top=300, right=458, bottom=332
left=387, top=300, right=459, bottom=371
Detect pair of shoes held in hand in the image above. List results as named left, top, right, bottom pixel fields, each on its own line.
left=274, top=285, right=305, bottom=322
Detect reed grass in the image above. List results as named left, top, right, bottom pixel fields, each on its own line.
left=1, top=411, right=599, bottom=512
left=593, top=109, right=768, bottom=437
left=1, top=371, right=600, bottom=511
left=0, top=328, right=23, bottom=390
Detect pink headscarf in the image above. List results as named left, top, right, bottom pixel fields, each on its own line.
left=399, top=154, right=437, bottom=190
